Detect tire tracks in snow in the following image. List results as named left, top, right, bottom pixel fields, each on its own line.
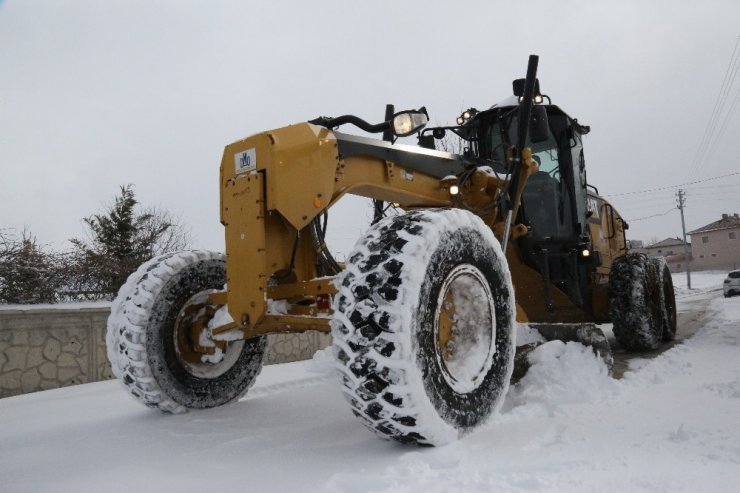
left=244, top=372, right=335, bottom=400
left=611, top=286, right=717, bottom=379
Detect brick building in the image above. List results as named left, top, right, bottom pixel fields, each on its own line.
left=687, top=213, right=740, bottom=271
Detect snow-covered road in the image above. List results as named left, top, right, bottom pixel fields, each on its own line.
left=1, top=273, right=738, bottom=492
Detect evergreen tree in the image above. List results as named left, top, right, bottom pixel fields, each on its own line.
left=71, top=185, right=191, bottom=298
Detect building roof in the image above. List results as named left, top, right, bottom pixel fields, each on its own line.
left=688, top=213, right=740, bottom=235
left=646, top=237, right=687, bottom=249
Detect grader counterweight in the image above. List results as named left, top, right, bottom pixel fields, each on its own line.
left=107, top=55, right=676, bottom=445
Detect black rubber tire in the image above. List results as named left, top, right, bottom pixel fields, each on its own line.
left=107, top=250, right=266, bottom=413
left=653, top=257, right=677, bottom=342
left=332, top=209, right=516, bottom=446
left=608, top=253, right=664, bottom=351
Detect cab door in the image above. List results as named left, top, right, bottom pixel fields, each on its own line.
left=520, top=114, right=593, bottom=308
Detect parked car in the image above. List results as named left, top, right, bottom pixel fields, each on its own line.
left=724, top=270, right=740, bottom=298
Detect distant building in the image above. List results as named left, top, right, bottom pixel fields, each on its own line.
left=643, top=237, right=691, bottom=273
left=644, top=237, right=687, bottom=257
left=687, top=213, right=740, bottom=271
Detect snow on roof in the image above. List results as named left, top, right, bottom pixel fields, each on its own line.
left=647, top=237, right=687, bottom=249
left=688, top=213, right=740, bottom=235
left=489, top=95, right=520, bottom=109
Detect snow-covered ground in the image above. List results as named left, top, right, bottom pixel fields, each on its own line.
left=1, top=273, right=738, bottom=492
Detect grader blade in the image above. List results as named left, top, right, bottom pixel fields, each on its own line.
left=533, top=323, right=613, bottom=370
left=512, top=323, right=614, bottom=384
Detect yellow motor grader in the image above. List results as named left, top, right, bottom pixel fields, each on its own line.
left=107, top=55, right=676, bottom=445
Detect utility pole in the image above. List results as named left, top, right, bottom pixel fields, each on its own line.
left=677, top=189, right=692, bottom=289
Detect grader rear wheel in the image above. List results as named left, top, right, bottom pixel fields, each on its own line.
left=332, top=209, right=516, bottom=446
left=608, top=253, right=668, bottom=351
left=654, top=258, right=677, bottom=342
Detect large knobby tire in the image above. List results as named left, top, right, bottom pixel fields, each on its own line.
left=332, top=209, right=516, bottom=446
left=107, top=250, right=267, bottom=413
left=608, top=253, right=667, bottom=351
left=654, top=257, right=677, bottom=342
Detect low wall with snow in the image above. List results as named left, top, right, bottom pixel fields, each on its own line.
left=0, top=305, right=331, bottom=398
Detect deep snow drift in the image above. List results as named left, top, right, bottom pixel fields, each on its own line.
left=1, top=272, right=738, bottom=492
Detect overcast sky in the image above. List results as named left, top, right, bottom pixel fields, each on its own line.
left=1, top=0, right=739, bottom=256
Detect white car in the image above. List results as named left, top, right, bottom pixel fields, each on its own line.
left=724, top=270, right=740, bottom=298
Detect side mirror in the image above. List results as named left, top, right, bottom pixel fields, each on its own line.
left=418, top=134, right=436, bottom=149
left=432, top=127, right=446, bottom=139
left=529, top=105, right=549, bottom=143
left=392, top=108, right=429, bottom=137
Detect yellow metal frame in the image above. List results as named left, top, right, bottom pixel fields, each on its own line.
left=220, top=123, right=462, bottom=339
left=217, top=122, right=615, bottom=341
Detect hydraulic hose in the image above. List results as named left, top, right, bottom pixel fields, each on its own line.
left=310, top=212, right=341, bottom=276
left=309, top=115, right=390, bottom=134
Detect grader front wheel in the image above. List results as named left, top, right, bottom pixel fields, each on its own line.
left=106, top=250, right=266, bottom=413
left=332, top=209, right=516, bottom=446
left=435, top=264, right=498, bottom=394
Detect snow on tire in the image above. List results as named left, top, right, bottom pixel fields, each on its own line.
left=332, top=209, right=516, bottom=446
left=653, top=257, right=677, bottom=342
left=608, top=253, right=665, bottom=351
left=106, top=250, right=266, bottom=413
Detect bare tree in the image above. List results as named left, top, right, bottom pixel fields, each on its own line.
left=0, top=228, right=61, bottom=304
left=138, top=205, right=192, bottom=256
left=435, top=132, right=467, bottom=155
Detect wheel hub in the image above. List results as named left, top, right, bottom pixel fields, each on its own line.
left=173, top=290, right=245, bottom=379
left=434, top=264, right=496, bottom=393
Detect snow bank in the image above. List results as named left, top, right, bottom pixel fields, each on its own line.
left=504, top=340, right=617, bottom=414
left=672, top=270, right=727, bottom=293
left=324, top=288, right=739, bottom=492
left=303, top=346, right=335, bottom=375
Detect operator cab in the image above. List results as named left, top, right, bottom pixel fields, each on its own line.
left=470, top=100, right=594, bottom=309
left=477, top=103, right=589, bottom=240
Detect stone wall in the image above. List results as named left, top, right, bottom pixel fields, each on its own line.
left=0, top=307, right=111, bottom=398
left=0, top=306, right=331, bottom=399
left=266, top=331, right=332, bottom=365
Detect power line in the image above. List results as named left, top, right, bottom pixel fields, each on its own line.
left=686, top=35, right=740, bottom=181
left=614, top=195, right=680, bottom=208
left=604, top=170, right=740, bottom=197
left=626, top=208, right=675, bottom=222
left=686, top=189, right=740, bottom=196
left=687, top=182, right=740, bottom=191
left=702, top=82, right=740, bottom=165
left=617, top=201, right=680, bottom=215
